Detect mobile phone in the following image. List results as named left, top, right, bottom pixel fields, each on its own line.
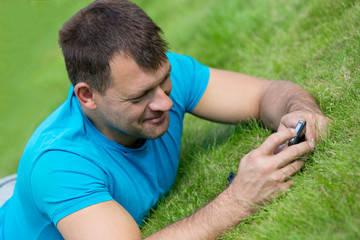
left=288, top=120, right=306, bottom=146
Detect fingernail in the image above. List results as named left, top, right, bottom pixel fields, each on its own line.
left=291, top=129, right=297, bottom=134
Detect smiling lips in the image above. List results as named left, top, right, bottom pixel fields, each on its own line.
left=144, top=112, right=167, bottom=124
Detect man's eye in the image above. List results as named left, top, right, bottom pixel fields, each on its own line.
left=131, top=96, right=143, bottom=103
left=131, top=94, right=146, bottom=103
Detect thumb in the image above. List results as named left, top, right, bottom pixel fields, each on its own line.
left=277, top=122, right=287, bottom=132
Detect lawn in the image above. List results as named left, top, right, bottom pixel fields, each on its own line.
left=1, top=0, right=359, bottom=239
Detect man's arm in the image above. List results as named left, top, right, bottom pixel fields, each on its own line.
left=57, top=129, right=313, bottom=240
left=57, top=200, right=142, bottom=240
left=57, top=68, right=325, bottom=239
left=192, top=68, right=330, bottom=141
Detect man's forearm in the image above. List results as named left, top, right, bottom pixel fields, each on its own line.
left=146, top=188, right=252, bottom=240
left=259, top=80, right=322, bottom=130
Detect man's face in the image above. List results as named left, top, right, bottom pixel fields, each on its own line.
left=92, top=54, right=173, bottom=147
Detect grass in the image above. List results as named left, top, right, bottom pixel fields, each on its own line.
left=1, top=0, right=359, bottom=239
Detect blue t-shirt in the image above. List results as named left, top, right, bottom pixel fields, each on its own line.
left=0, top=52, right=209, bottom=239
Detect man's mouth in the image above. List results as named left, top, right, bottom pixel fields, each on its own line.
left=144, top=112, right=166, bottom=124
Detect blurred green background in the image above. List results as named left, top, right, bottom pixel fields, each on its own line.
left=0, top=0, right=88, bottom=177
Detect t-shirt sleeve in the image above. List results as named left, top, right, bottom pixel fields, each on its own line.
left=166, top=52, right=210, bottom=113
left=30, top=150, right=113, bottom=226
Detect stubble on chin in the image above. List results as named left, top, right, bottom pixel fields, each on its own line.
left=142, top=113, right=170, bottom=140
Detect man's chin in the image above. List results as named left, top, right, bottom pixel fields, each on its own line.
left=143, top=114, right=170, bottom=139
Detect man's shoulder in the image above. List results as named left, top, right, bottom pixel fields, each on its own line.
left=21, top=91, right=89, bottom=161
left=166, top=52, right=210, bottom=114
left=166, top=52, right=196, bottom=67
left=166, top=51, right=209, bottom=77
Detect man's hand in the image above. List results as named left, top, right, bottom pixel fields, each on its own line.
left=229, top=128, right=314, bottom=208
left=258, top=80, right=332, bottom=143
left=277, top=110, right=332, bottom=143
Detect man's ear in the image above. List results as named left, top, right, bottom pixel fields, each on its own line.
left=74, top=82, right=98, bottom=110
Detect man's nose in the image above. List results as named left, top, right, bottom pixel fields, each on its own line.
left=148, top=87, right=173, bottom=112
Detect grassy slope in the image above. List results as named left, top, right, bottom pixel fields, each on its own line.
left=1, top=0, right=359, bottom=239
left=136, top=0, right=360, bottom=239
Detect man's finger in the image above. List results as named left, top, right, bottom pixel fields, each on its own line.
left=273, top=142, right=288, bottom=154
left=277, top=123, right=287, bottom=132
left=275, top=140, right=314, bottom=168
left=307, top=115, right=333, bottom=143
left=278, top=160, right=304, bottom=181
left=259, top=128, right=296, bottom=155
left=275, top=180, right=295, bottom=197
left=280, top=179, right=294, bottom=191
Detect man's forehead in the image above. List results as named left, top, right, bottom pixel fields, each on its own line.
left=109, top=53, right=169, bottom=77
left=108, top=54, right=170, bottom=94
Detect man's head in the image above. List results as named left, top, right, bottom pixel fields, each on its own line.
left=59, top=0, right=172, bottom=147
left=58, top=0, right=168, bottom=94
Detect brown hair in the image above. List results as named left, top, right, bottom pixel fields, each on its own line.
left=58, top=0, right=168, bottom=94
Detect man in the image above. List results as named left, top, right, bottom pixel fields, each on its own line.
left=0, top=0, right=330, bottom=239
